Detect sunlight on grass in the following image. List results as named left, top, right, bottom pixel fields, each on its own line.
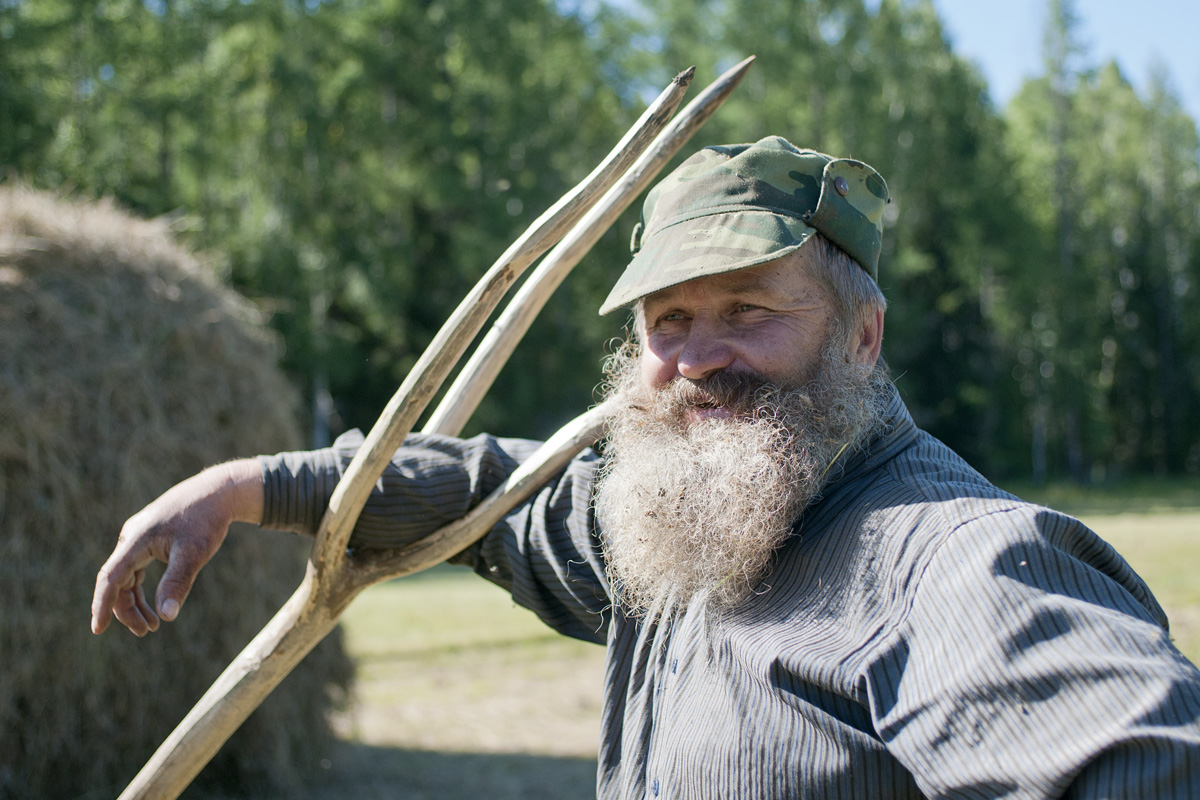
left=341, top=564, right=567, bottom=660
left=336, top=563, right=605, bottom=763
left=1084, top=511, right=1200, bottom=664
left=1003, top=476, right=1200, bottom=516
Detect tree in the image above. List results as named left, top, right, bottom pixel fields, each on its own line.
left=1006, top=10, right=1200, bottom=480
left=2, top=0, right=642, bottom=442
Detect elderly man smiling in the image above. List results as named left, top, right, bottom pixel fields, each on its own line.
left=93, top=137, right=1200, bottom=798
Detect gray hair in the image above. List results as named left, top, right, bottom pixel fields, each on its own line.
left=795, top=233, right=887, bottom=334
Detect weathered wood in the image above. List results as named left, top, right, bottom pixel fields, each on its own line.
left=351, top=399, right=612, bottom=586
left=307, top=65, right=696, bottom=580
left=422, top=56, right=756, bottom=437
left=115, top=568, right=341, bottom=800
left=115, top=69, right=693, bottom=800
left=116, top=59, right=754, bottom=800
left=116, top=402, right=611, bottom=800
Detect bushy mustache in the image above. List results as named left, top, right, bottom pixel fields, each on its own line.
left=641, top=370, right=810, bottom=424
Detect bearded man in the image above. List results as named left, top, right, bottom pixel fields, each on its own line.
left=92, top=137, right=1200, bottom=798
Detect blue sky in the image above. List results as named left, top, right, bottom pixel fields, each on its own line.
left=930, top=0, right=1200, bottom=122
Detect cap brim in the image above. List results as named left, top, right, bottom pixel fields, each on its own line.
left=599, top=210, right=817, bottom=315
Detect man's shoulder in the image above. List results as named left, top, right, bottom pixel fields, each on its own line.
left=799, top=421, right=1100, bottom=606
left=844, top=423, right=1094, bottom=568
left=820, top=388, right=1021, bottom=521
left=823, top=426, right=1169, bottom=628
left=818, top=415, right=1027, bottom=533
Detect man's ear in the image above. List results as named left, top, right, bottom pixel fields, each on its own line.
left=853, top=309, right=884, bottom=366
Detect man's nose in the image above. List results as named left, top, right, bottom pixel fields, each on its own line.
left=676, top=328, right=735, bottom=380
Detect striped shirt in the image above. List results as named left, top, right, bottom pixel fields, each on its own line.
left=260, top=387, right=1200, bottom=798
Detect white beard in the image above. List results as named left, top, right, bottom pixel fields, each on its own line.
left=593, top=340, right=890, bottom=617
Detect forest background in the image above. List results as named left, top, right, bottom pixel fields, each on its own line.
left=3, top=0, right=1198, bottom=485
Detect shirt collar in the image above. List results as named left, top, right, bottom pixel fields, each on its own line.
left=813, top=382, right=917, bottom=502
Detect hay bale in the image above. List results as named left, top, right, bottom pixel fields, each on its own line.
left=0, top=185, right=354, bottom=799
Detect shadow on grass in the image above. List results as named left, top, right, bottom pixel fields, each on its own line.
left=300, top=741, right=597, bottom=800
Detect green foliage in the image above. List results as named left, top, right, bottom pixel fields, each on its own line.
left=1, top=0, right=638, bottom=444
left=635, top=0, right=1200, bottom=481
left=2, top=0, right=1197, bottom=479
left=1005, top=6, right=1200, bottom=480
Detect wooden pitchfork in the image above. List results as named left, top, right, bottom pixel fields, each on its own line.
left=117, top=56, right=754, bottom=800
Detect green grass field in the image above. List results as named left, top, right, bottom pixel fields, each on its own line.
left=282, top=501, right=1200, bottom=799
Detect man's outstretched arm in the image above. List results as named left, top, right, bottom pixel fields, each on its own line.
left=90, top=459, right=263, bottom=637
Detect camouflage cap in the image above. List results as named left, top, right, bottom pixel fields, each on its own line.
left=599, top=136, right=889, bottom=315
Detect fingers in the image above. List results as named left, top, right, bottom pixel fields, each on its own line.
left=133, top=577, right=158, bottom=629
left=92, top=547, right=154, bottom=635
left=93, top=548, right=197, bottom=637
left=91, top=559, right=157, bottom=636
left=91, top=461, right=257, bottom=636
left=91, top=516, right=164, bottom=636
left=91, top=522, right=219, bottom=636
left=91, top=555, right=130, bottom=635
left=154, top=543, right=206, bottom=624
left=111, top=571, right=161, bottom=637
left=90, top=580, right=114, bottom=635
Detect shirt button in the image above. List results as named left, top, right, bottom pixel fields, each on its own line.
left=651, top=778, right=660, bottom=796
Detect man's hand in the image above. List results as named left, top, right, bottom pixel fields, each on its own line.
left=91, top=458, right=265, bottom=636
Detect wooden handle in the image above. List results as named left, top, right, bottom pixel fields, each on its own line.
left=115, top=70, right=698, bottom=800
left=116, top=403, right=612, bottom=800
left=423, top=56, right=756, bottom=437
left=307, top=67, right=695, bottom=577
left=353, top=400, right=613, bottom=585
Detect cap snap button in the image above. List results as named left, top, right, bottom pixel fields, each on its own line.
left=834, top=176, right=850, bottom=196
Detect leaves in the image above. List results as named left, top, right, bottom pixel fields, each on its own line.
left=2, top=0, right=1197, bottom=479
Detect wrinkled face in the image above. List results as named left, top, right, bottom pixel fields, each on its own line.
left=599, top=248, right=888, bottom=615
left=637, top=252, right=841, bottom=415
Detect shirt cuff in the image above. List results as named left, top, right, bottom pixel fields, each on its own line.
left=257, top=435, right=356, bottom=536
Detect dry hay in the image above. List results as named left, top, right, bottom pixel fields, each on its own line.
left=0, top=184, right=354, bottom=799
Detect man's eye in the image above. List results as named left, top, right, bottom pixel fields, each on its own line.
left=735, top=304, right=760, bottom=313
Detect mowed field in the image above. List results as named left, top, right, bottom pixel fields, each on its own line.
left=300, top=566, right=606, bottom=800
left=244, top=501, right=1200, bottom=799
